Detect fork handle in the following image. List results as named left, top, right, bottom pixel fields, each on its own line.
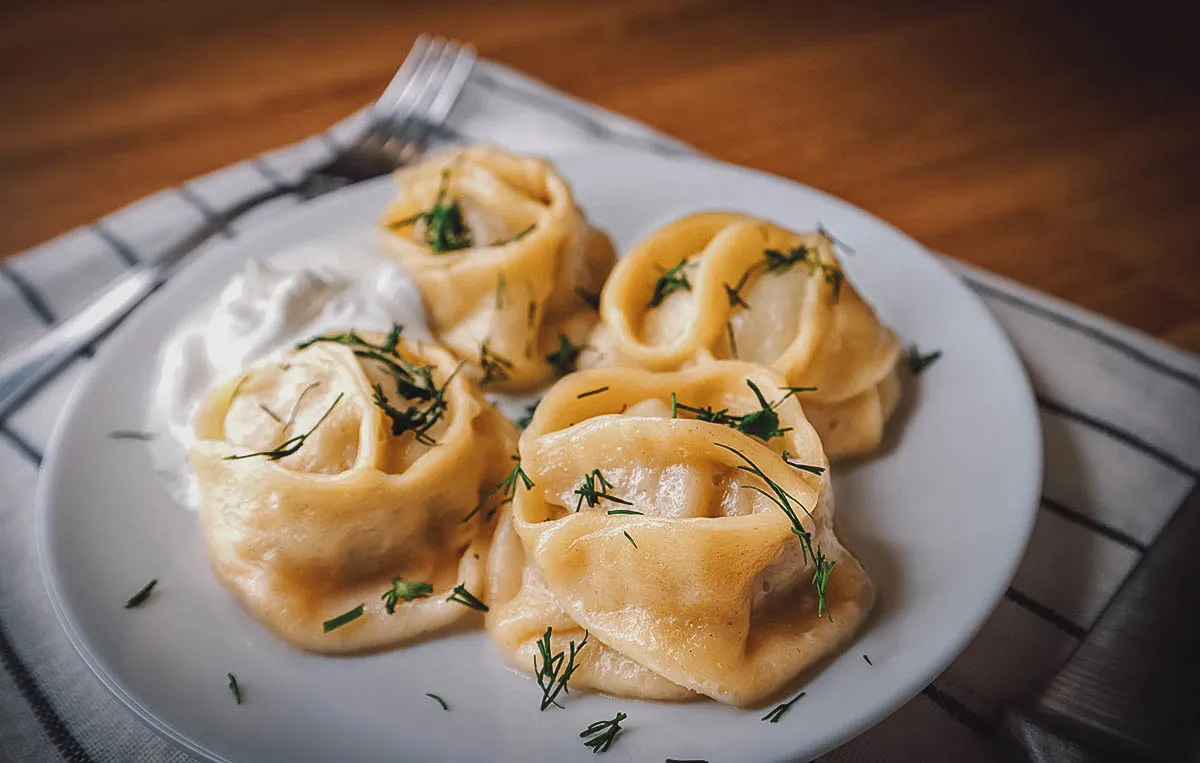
left=0, top=185, right=290, bottom=420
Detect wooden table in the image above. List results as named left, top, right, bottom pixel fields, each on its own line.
left=2, top=0, right=1198, bottom=352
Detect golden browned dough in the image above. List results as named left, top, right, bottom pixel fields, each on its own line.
left=485, top=362, right=875, bottom=706
left=191, top=333, right=516, bottom=653
left=380, top=145, right=615, bottom=392
left=584, top=212, right=902, bottom=459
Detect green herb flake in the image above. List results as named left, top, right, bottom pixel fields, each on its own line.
left=546, top=334, right=583, bottom=376
left=225, top=392, right=344, bottom=461
left=580, top=711, right=627, bottom=754
left=574, top=469, right=633, bottom=512
left=465, top=457, right=534, bottom=522
left=761, top=691, right=806, bottom=723
left=623, top=531, right=638, bottom=549
left=648, top=258, right=692, bottom=308
left=425, top=692, right=449, bottom=711
left=576, top=386, right=609, bottom=399
left=534, top=626, right=588, bottom=710
left=322, top=603, right=365, bottom=633
left=227, top=672, right=243, bottom=705
left=381, top=578, right=434, bottom=614
left=124, top=579, right=157, bottom=609
left=909, top=344, right=943, bottom=375
left=446, top=584, right=489, bottom=612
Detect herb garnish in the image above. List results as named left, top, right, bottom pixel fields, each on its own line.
left=576, top=386, right=609, bottom=399
left=225, top=393, right=344, bottom=461
left=479, top=340, right=514, bottom=386
left=782, top=449, right=826, bottom=475
left=372, top=362, right=461, bottom=446
left=580, top=712, right=627, bottom=753
left=323, top=603, right=364, bottom=633
left=726, top=321, right=739, bottom=359
left=426, top=693, right=449, bottom=711
left=258, top=404, right=281, bottom=423
left=227, top=673, right=243, bottom=705
left=716, top=443, right=835, bottom=619
left=909, top=344, right=942, bottom=374
left=818, top=223, right=855, bottom=255
left=516, top=401, right=540, bottom=431
left=761, top=691, right=805, bottom=722
left=606, top=509, right=644, bottom=515
left=534, top=626, right=588, bottom=710
left=648, top=258, right=692, bottom=308
left=493, top=224, right=536, bottom=247
left=381, top=578, right=434, bottom=614
left=107, top=430, right=155, bottom=441
left=465, top=457, right=534, bottom=522
left=672, top=380, right=806, bottom=442
left=622, top=531, right=638, bottom=549
left=124, top=579, right=157, bottom=609
left=863, top=654, right=873, bottom=666
left=392, top=170, right=473, bottom=252
left=574, top=469, right=633, bottom=512
left=446, top=584, right=488, bottom=612
left=546, top=334, right=583, bottom=376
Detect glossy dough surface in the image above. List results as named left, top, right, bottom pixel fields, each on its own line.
left=585, top=212, right=902, bottom=459
left=485, top=363, right=875, bottom=706
left=380, top=145, right=615, bottom=391
left=191, top=334, right=515, bottom=652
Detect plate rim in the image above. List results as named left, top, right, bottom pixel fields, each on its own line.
left=35, top=146, right=1043, bottom=763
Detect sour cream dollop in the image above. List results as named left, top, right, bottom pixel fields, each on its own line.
left=149, top=231, right=429, bottom=508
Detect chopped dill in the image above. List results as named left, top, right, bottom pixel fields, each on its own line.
left=224, top=393, right=344, bottom=461
left=425, top=693, right=449, bottom=711
left=546, top=334, right=583, bottom=376
left=580, top=712, right=627, bottom=753
left=533, top=626, right=588, bottom=710
left=381, top=578, right=434, bottom=614
left=648, top=258, right=691, bottom=308
left=909, top=344, right=942, bottom=374
left=479, top=339, right=514, bottom=386
left=227, top=673, right=242, bottom=705
left=573, top=469, right=633, bottom=512
left=761, top=691, right=805, bottom=722
left=576, top=386, right=609, bottom=399
left=124, top=579, right=157, bottom=609
left=322, top=603, right=364, bottom=633
left=446, top=584, right=488, bottom=612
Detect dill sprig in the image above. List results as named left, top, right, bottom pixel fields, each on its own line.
left=322, top=603, right=364, bottom=633
left=623, top=531, right=638, bottom=549
left=446, top=584, right=488, bottom=612
left=107, top=430, right=155, bottom=441
left=726, top=320, right=739, bottom=359
left=580, top=712, right=627, bottom=754
left=492, top=223, right=536, bottom=247
left=671, top=380, right=803, bottom=442
left=426, top=693, right=449, bottom=711
left=381, top=577, right=434, bottom=614
left=863, top=654, right=873, bottom=665
left=225, top=393, right=344, bottom=461
left=576, top=386, right=609, bottom=399
left=371, top=362, right=461, bottom=446
left=715, top=443, right=835, bottom=619
left=648, top=258, right=692, bottom=308
left=479, top=339, right=514, bottom=386
left=573, top=469, right=633, bottom=512
left=761, top=691, right=805, bottom=722
left=606, top=509, right=644, bottom=515
left=782, top=449, right=826, bottom=475
left=465, top=457, right=534, bottom=522
left=227, top=673, right=242, bottom=705
left=516, top=400, right=540, bottom=431
left=546, top=334, right=583, bottom=376
left=533, top=626, right=588, bottom=711
left=909, top=344, right=942, bottom=374
left=124, top=579, right=157, bottom=609
left=817, top=223, right=855, bottom=255
left=392, top=170, right=473, bottom=252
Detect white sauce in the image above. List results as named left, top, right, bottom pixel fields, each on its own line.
left=148, top=230, right=430, bottom=508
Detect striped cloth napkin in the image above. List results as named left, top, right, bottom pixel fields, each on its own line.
left=2, top=59, right=1198, bottom=763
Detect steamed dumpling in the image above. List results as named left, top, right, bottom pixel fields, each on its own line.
left=190, top=330, right=515, bottom=652
left=380, top=145, right=615, bottom=391
left=584, top=212, right=902, bottom=459
left=485, top=363, right=875, bottom=706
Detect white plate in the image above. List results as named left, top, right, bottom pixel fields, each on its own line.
left=37, top=148, right=1041, bottom=763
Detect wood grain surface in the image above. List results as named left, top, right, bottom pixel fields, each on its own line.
left=1, top=0, right=1198, bottom=351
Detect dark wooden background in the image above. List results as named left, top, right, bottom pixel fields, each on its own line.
left=2, top=0, right=1197, bottom=351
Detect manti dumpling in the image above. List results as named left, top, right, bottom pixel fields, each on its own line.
left=380, top=145, right=615, bottom=392
left=190, top=329, right=515, bottom=652
left=485, top=362, right=875, bottom=706
left=584, top=212, right=902, bottom=459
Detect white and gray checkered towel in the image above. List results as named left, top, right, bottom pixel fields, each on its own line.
left=1, top=59, right=1198, bottom=763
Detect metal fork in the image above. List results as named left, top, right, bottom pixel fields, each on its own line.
left=0, top=36, right=475, bottom=421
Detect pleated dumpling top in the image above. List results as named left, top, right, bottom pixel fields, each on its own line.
left=584, top=212, right=902, bottom=459
left=381, top=145, right=615, bottom=391
left=485, top=362, right=875, bottom=707
left=191, top=329, right=515, bottom=652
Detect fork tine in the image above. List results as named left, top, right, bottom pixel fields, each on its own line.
left=372, top=34, right=433, bottom=125
left=399, top=40, right=476, bottom=149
